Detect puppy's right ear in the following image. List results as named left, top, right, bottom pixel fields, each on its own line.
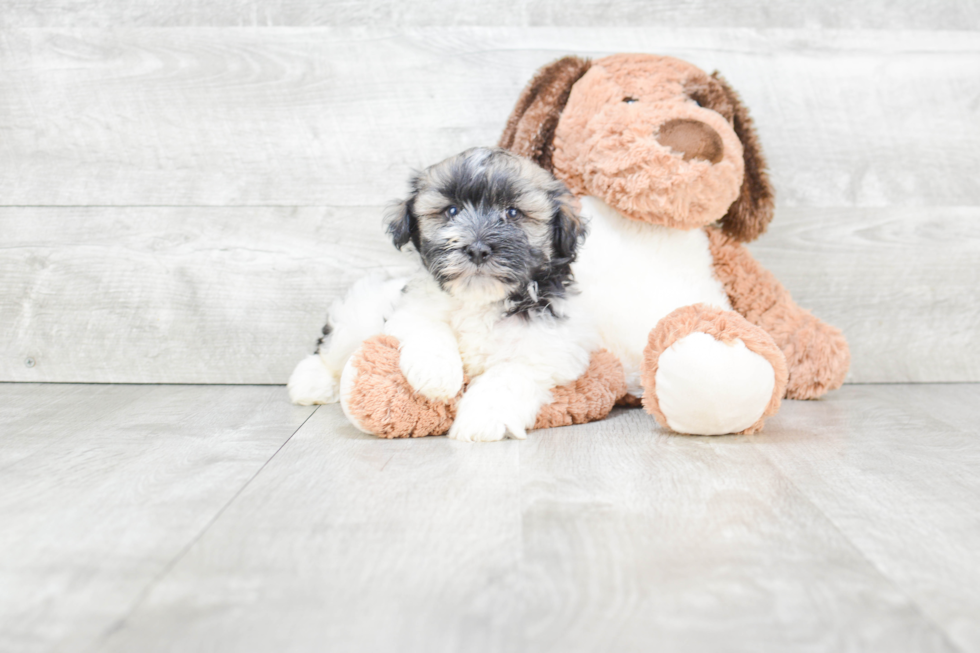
left=550, top=189, right=586, bottom=264
left=499, top=56, right=591, bottom=173
left=384, top=183, right=420, bottom=251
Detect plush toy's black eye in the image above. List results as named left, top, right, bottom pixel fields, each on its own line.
left=505, top=207, right=520, bottom=221
left=445, top=205, right=459, bottom=217
left=623, top=96, right=638, bottom=104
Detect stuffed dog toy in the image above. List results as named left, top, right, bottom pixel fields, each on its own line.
left=499, top=54, right=850, bottom=435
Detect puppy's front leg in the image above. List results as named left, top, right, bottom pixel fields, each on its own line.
left=449, top=363, right=552, bottom=442
left=384, top=310, right=464, bottom=402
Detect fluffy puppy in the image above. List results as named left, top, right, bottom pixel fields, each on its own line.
left=288, top=147, right=598, bottom=442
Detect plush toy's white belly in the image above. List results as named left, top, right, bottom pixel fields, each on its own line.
left=574, top=196, right=731, bottom=397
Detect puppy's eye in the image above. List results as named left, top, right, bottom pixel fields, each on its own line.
left=445, top=205, right=459, bottom=218
left=504, top=207, right=520, bottom=221
left=623, top=96, right=638, bottom=104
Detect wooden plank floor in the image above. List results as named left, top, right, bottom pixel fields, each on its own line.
left=1, top=383, right=978, bottom=653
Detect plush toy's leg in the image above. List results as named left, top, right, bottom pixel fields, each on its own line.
left=339, top=335, right=627, bottom=438
left=534, top=350, right=627, bottom=429
left=339, top=335, right=460, bottom=438
left=641, top=304, right=788, bottom=435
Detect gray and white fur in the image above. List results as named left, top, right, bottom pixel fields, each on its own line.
left=288, top=147, right=600, bottom=442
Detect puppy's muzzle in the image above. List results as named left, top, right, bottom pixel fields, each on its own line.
left=464, top=241, right=493, bottom=266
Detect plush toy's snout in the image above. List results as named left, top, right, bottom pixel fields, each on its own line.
left=656, top=119, right=724, bottom=164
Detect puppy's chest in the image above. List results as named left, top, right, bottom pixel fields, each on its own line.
left=449, top=306, right=512, bottom=376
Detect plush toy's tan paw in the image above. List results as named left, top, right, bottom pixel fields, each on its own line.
left=340, top=338, right=626, bottom=439
left=533, top=349, right=628, bottom=429
left=340, top=335, right=459, bottom=438
left=641, top=304, right=788, bottom=435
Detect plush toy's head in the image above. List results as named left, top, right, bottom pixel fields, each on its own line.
left=500, top=54, right=774, bottom=241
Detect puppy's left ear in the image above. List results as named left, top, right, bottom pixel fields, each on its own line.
left=702, top=73, right=775, bottom=243
left=550, top=191, right=586, bottom=263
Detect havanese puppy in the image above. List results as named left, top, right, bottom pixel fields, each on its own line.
left=288, top=147, right=599, bottom=442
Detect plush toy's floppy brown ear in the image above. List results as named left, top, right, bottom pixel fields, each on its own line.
left=498, top=56, right=592, bottom=173
left=701, top=72, right=775, bottom=243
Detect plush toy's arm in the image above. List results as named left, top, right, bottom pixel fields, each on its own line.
left=706, top=226, right=850, bottom=399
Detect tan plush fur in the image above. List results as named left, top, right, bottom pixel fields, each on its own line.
left=551, top=54, right=745, bottom=232
left=710, top=74, right=774, bottom=242
left=706, top=227, right=850, bottom=399
left=640, top=304, right=789, bottom=434
left=345, top=335, right=461, bottom=438
left=533, top=349, right=627, bottom=429
left=346, top=335, right=627, bottom=438
left=499, top=57, right=592, bottom=174
left=500, top=52, right=851, bottom=411
left=345, top=52, right=848, bottom=440
left=500, top=54, right=775, bottom=241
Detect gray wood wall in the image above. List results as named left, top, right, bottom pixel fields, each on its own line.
left=2, top=3, right=978, bottom=384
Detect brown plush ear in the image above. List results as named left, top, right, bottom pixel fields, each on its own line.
left=694, top=73, right=775, bottom=242
left=498, top=56, right=592, bottom=173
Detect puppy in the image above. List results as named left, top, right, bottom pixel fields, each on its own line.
left=288, top=147, right=598, bottom=442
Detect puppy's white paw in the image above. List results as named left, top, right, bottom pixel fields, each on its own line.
left=399, top=344, right=464, bottom=402
left=449, top=395, right=527, bottom=443
left=287, top=354, right=340, bottom=405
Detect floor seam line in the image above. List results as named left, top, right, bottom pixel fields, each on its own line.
left=87, top=404, right=321, bottom=652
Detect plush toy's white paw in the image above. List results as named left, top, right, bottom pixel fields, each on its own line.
left=338, top=355, right=373, bottom=434
left=287, top=354, right=340, bottom=405
left=449, top=393, right=527, bottom=443
left=655, top=332, right=775, bottom=435
left=399, top=343, right=464, bottom=402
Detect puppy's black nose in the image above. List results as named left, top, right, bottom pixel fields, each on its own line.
left=465, top=242, right=492, bottom=265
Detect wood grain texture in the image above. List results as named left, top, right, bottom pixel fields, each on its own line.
left=1, top=26, right=977, bottom=384
left=2, top=383, right=977, bottom=651
left=0, top=382, right=156, bottom=469
left=1, top=28, right=978, bottom=207
left=518, top=407, right=961, bottom=653
left=749, top=384, right=980, bottom=652
left=3, top=0, right=978, bottom=29
left=98, top=403, right=525, bottom=653
left=885, top=382, right=980, bottom=434
left=0, top=206, right=408, bottom=383
left=2, top=206, right=976, bottom=384
left=0, top=384, right=315, bottom=653
left=85, top=389, right=970, bottom=653
left=749, top=206, right=980, bottom=384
